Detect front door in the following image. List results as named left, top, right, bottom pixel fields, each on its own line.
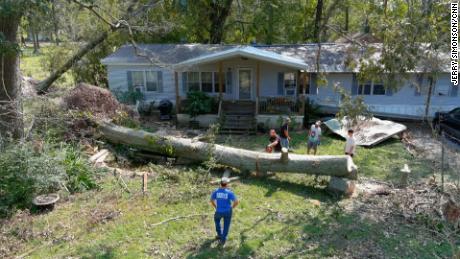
left=238, top=68, right=252, bottom=100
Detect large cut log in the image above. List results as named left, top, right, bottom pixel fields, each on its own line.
left=98, top=122, right=358, bottom=179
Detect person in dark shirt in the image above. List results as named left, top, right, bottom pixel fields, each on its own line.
left=210, top=177, right=239, bottom=246
left=266, top=129, right=282, bottom=152
left=280, top=117, right=291, bottom=149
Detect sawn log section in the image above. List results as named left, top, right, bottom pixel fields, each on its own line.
left=98, top=122, right=358, bottom=180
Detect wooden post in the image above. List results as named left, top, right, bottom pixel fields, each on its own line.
left=218, top=61, right=223, bottom=100
left=174, top=71, right=180, bottom=114
left=256, top=61, right=260, bottom=115
left=301, top=71, right=307, bottom=116
left=142, top=172, right=148, bottom=195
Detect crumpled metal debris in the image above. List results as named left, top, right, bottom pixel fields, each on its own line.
left=324, top=116, right=407, bottom=146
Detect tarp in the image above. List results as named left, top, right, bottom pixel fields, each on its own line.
left=324, top=117, right=407, bottom=146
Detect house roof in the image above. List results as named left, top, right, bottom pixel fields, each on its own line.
left=173, top=46, right=308, bottom=69
left=101, top=43, right=450, bottom=73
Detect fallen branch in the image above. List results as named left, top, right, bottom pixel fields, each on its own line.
left=150, top=213, right=211, bottom=228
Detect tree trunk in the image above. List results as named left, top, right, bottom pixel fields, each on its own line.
left=31, top=26, right=39, bottom=54
left=52, top=0, right=60, bottom=46
left=0, top=14, right=24, bottom=139
left=344, top=5, right=349, bottom=32
left=98, top=122, right=358, bottom=179
left=209, top=0, right=233, bottom=44
left=424, top=75, right=435, bottom=121
left=36, top=31, right=109, bottom=94
left=313, top=0, right=323, bottom=43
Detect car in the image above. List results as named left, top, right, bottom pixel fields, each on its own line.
left=433, top=107, right=460, bottom=142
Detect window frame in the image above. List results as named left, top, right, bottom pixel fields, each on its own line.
left=283, top=72, right=297, bottom=96
left=185, top=71, right=227, bottom=94
left=128, top=70, right=161, bottom=93
left=358, top=81, right=386, bottom=96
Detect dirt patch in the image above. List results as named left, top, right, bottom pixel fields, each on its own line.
left=403, top=122, right=460, bottom=171
left=88, top=209, right=121, bottom=227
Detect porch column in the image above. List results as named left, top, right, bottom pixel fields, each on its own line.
left=174, top=71, right=180, bottom=114
left=256, top=61, right=260, bottom=115
left=218, top=61, right=223, bottom=99
left=301, top=71, right=307, bottom=116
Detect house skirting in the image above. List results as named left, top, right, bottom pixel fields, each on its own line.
left=176, top=113, right=303, bottom=129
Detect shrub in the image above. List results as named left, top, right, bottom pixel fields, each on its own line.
left=334, top=83, right=372, bottom=128
left=184, top=91, right=212, bottom=119
left=113, top=89, right=144, bottom=105
left=112, top=110, right=140, bottom=129
left=0, top=141, right=100, bottom=217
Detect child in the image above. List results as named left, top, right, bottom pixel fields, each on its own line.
left=344, top=129, right=356, bottom=157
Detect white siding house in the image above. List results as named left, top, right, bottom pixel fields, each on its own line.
left=101, top=43, right=458, bottom=119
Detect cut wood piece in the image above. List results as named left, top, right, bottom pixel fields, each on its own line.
left=327, top=176, right=356, bottom=196
left=210, top=176, right=240, bottom=184
left=90, top=149, right=109, bottom=163
left=97, top=122, right=358, bottom=179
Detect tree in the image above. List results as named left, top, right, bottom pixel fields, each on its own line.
left=313, top=0, right=323, bottom=43
left=0, top=1, right=33, bottom=140
left=209, top=0, right=233, bottom=43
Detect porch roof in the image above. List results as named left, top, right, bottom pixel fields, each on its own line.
left=172, top=46, right=307, bottom=70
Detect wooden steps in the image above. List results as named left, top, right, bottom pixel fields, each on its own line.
left=220, top=101, right=257, bottom=134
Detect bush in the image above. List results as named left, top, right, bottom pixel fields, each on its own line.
left=185, top=91, right=212, bottom=119
left=113, top=89, right=144, bottom=105
left=0, top=141, right=100, bottom=217
left=112, top=110, right=140, bottom=129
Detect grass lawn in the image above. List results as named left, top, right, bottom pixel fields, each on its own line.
left=216, top=129, right=434, bottom=183
left=20, top=45, right=75, bottom=86
left=4, top=129, right=452, bottom=258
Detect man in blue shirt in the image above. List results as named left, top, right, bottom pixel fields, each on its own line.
left=210, top=177, right=239, bottom=245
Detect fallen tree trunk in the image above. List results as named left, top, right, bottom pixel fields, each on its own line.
left=98, top=122, right=358, bottom=179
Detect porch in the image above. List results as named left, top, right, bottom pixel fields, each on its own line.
left=172, top=46, right=315, bottom=117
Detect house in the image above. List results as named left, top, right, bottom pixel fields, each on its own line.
left=101, top=43, right=458, bottom=129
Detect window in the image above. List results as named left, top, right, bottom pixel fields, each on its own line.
left=187, top=72, right=200, bottom=91
left=130, top=71, right=145, bottom=91
left=358, top=81, right=385, bottom=95
left=372, top=84, right=385, bottom=95
left=185, top=71, right=226, bottom=93
left=284, top=72, right=297, bottom=96
left=146, top=71, right=158, bottom=92
left=128, top=71, right=161, bottom=92
left=201, top=72, right=213, bottom=93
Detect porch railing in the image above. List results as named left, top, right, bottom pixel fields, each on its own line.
left=258, top=96, right=302, bottom=115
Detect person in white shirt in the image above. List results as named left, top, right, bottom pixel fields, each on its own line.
left=307, top=121, right=322, bottom=155
left=344, top=129, right=356, bottom=157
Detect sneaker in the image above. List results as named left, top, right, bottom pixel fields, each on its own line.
left=215, top=235, right=221, bottom=240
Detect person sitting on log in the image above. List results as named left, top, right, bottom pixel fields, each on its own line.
left=210, top=177, right=239, bottom=246
left=266, top=129, right=282, bottom=153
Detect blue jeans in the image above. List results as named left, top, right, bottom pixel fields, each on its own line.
left=280, top=137, right=289, bottom=149
left=214, top=211, right=232, bottom=242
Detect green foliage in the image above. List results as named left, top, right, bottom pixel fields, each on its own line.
left=184, top=91, right=212, bottom=119
left=112, top=110, right=140, bottom=129
left=0, top=141, right=100, bottom=217
left=113, top=90, right=144, bottom=105
left=334, top=83, right=372, bottom=128
left=62, top=146, right=99, bottom=193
